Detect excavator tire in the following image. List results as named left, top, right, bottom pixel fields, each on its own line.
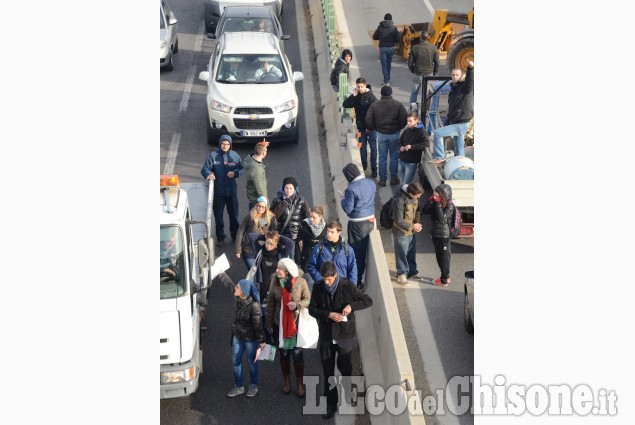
left=446, top=37, right=474, bottom=74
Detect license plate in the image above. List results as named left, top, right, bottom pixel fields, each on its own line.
left=241, top=130, right=267, bottom=137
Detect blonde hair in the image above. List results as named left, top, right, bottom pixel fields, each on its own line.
left=250, top=198, right=275, bottom=227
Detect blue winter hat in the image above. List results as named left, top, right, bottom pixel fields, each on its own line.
left=256, top=196, right=268, bottom=204
left=219, top=134, right=232, bottom=148
left=238, top=279, right=260, bottom=303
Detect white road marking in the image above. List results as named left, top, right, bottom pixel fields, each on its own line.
left=178, top=65, right=197, bottom=113
left=163, top=133, right=181, bottom=175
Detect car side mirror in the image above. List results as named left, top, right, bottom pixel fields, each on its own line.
left=293, top=71, right=304, bottom=83
left=199, top=71, right=210, bottom=82
left=281, top=34, right=290, bottom=40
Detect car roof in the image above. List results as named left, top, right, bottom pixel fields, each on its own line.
left=221, top=5, right=275, bottom=18
left=219, top=32, right=280, bottom=54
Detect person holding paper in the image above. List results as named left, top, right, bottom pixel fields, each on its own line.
left=308, top=261, right=373, bottom=419
left=217, top=273, right=266, bottom=398
left=265, top=258, right=311, bottom=397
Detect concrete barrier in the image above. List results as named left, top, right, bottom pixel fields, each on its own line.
left=310, top=1, right=426, bottom=423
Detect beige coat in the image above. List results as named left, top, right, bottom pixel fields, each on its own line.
left=265, top=275, right=311, bottom=329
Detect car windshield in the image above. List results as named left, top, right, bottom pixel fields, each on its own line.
left=215, top=54, right=287, bottom=84
left=160, top=226, right=186, bottom=299
left=160, top=9, right=166, bottom=30
left=220, top=17, right=276, bottom=34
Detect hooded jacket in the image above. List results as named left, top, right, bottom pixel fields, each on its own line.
left=243, top=153, right=267, bottom=203
left=217, top=272, right=265, bottom=343
left=365, top=95, right=408, bottom=134
left=422, top=183, right=455, bottom=239
left=341, top=164, right=375, bottom=221
left=342, top=85, right=377, bottom=128
left=200, top=137, right=243, bottom=197
left=447, top=66, right=474, bottom=124
left=373, top=20, right=400, bottom=48
left=269, top=189, right=310, bottom=241
left=330, top=52, right=351, bottom=86
left=398, top=122, right=430, bottom=164
left=392, top=185, right=421, bottom=237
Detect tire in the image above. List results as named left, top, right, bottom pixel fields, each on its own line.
left=289, top=123, right=299, bottom=144
left=464, top=290, right=474, bottom=334
left=173, top=37, right=179, bottom=54
left=447, top=37, right=474, bottom=74
left=164, top=52, right=174, bottom=72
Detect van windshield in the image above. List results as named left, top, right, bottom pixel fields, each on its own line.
left=215, top=54, right=287, bottom=84
left=160, top=226, right=186, bottom=299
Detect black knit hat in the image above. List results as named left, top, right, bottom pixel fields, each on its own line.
left=342, top=163, right=361, bottom=183
left=381, top=85, right=393, bottom=96
left=384, top=13, right=392, bottom=20
left=282, top=176, right=298, bottom=190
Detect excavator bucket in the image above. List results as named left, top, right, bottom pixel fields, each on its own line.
left=397, top=22, right=430, bottom=60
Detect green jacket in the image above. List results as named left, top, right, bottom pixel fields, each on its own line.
left=243, top=154, right=267, bottom=203
left=391, top=187, right=421, bottom=237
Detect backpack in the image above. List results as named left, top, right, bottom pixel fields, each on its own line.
left=449, top=201, right=463, bottom=238
left=379, top=196, right=396, bottom=229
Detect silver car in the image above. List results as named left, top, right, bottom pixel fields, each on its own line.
left=464, top=271, right=474, bottom=334
left=160, top=0, right=178, bottom=71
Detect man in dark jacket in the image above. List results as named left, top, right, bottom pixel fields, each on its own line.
left=365, top=85, right=408, bottom=186
left=431, top=60, right=474, bottom=163
left=309, top=262, right=372, bottom=419
left=372, top=13, right=400, bottom=85
left=330, top=49, right=352, bottom=93
left=343, top=77, right=377, bottom=177
left=201, top=134, right=244, bottom=246
left=408, top=30, right=439, bottom=105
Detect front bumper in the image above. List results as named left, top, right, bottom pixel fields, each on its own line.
left=160, top=360, right=200, bottom=399
left=207, top=107, right=298, bottom=142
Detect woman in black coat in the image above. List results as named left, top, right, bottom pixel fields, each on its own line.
left=421, top=183, right=455, bottom=287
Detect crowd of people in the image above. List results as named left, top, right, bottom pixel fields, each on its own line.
left=193, top=10, right=473, bottom=418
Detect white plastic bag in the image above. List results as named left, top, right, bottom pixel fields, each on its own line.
left=245, top=250, right=262, bottom=282
left=296, top=308, right=319, bottom=349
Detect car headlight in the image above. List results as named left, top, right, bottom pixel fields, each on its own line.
left=275, top=99, right=296, bottom=113
left=161, top=367, right=195, bottom=384
left=210, top=100, right=231, bottom=113
left=160, top=39, right=167, bottom=49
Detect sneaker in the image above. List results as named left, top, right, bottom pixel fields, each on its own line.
left=226, top=386, right=245, bottom=397
left=407, top=271, right=419, bottom=279
left=396, top=274, right=409, bottom=285
left=378, top=180, right=386, bottom=187
left=246, top=384, right=258, bottom=397
left=371, top=169, right=377, bottom=178
left=433, top=278, right=448, bottom=287
left=390, top=176, right=400, bottom=185
left=446, top=278, right=451, bottom=284
left=429, top=158, right=445, bottom=165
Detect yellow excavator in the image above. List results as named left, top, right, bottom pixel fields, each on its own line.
left=397, top=7, right=474, bottom=73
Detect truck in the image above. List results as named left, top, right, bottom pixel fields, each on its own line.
left=398, top=7, right=474, bottom=74
left=160, top=175, right=215, bottom=398
left=418, top=78, right=474, bottom=238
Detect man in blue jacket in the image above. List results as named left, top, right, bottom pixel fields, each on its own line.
left=307, top=219, right=357, bottom=286
left=201, top=134, right=244, bottom=246
left=339, top=163, right=375, bottom=291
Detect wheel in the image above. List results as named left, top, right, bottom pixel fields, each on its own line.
left=173, top=37, right=179, bottom=54
left=289, top=122, right=299, bottom=144
left=447, top=37, right=474, bottom=74
left=164, top=52, right=174, bottom=72
left=464, top=290, right=474, bottom=334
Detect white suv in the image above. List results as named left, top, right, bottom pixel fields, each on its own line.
left=198, top=32, right=303, bottom=144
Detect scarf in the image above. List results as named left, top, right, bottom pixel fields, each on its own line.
left=280, top=277, right=298, bottom=341
left=303, top=217, right=326, bottom=238
left=325, top=274, right=340, bottom=295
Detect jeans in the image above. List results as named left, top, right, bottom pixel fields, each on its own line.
left=358, top=127, right=377, bottom=171
left=347, top=220, right=374, bottom=285
left=231, top=336, right=259, bottom=387
left=398, top=160, right=419, bottom=185
left=394, top=233, right=417, bottom=277
left=409, top=73, right=433, bottom=105
left=433, top=122, right=470, bottom=159
left=242, top=256, right=256, bottom=271
left=213, top=193, right=239, bottom=240
left=377, top=131, right=400, bottom=181
left=379, top=47, right=394, bottom=84
left=432, top=237, right=451, bottom=282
